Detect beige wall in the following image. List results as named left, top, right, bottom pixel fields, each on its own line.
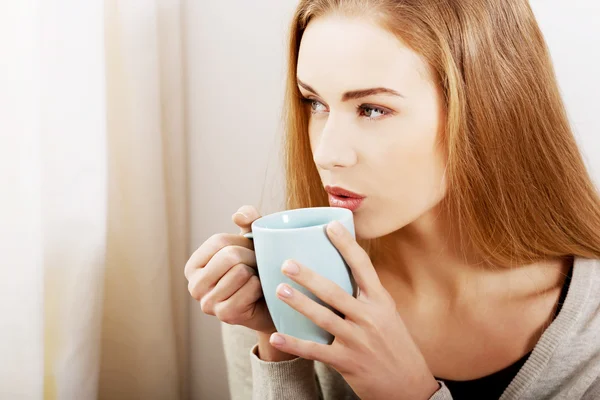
left=183, top=1, right=298, bottom=399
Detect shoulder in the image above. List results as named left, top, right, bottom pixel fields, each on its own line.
left=575, top=257, right=600, bottom=309
left=566, top=257, right=600, bottom=334
left=552, top=257, right=600, bottom=391
left=515, top=257, right=600, bottom=399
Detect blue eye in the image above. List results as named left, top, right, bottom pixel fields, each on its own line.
left=309, top=100, right=327, bottom=113
left=301, top=97, right=328, bottom=114
left=358, top=105, right=391, bottom=120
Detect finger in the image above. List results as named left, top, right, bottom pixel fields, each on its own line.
left=200, top=264, right=257, bottom=313
left=268, top=332, right=338, bottom=367
left=232, top=205, right=261, bottom=234
left=275, top=282, right=354, bottom=341
left=280, top=259, right=363, bottom=325
left=187, top=246, right=256, bottom=300
left=184, top=234, right=253, bottom=279
left=213, top=275, right=263, bottom=325
left=326, top=221, right=384, bottom=298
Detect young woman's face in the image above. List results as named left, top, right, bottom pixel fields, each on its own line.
left=297, top=15, right=448, bottom=239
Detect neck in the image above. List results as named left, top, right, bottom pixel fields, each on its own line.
left=374, top=206, right=571, bottom=308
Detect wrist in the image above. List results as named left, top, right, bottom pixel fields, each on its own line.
left=256, top=331, right=298, bottom=362
left=418, top=376, right=441, bottom=400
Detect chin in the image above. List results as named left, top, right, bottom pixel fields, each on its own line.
left=352, top=214, right=389, bottom=240
left=353, top=208, right=412, bottom=241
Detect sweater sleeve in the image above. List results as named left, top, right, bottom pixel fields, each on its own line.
left=249, top=343, right=453, bottom=400
left=430, top=381, right=453, bottom=400
left=249, top=343, right=322, bottom=400
left=583, top=376, right=600, bottom=400
left=221, top=323, right=257, bottom=400
left=221, top=322, right=452, bottom=400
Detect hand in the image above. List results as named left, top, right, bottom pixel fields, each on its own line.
left=184, top=205, right=276, bottom=334
left=266, top=221, right=440, bottom=400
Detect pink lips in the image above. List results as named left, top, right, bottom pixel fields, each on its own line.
left=325, top=185, right=365, bottom=212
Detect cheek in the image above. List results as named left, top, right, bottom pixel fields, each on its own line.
left=308, top=120, right=323, bottom=158
left=379, top=131, right=442, bottom=187
left=362, top=122, right=446, bottom=231
left=382, top=102, right=446, bottom=192
left=308, top=123, right=321, bottom=173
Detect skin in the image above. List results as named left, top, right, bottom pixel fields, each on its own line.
left=184, top=13, right=573, bottom=398
left=295, top=15, right=570, bottom=380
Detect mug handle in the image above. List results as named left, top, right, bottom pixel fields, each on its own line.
left=242, top=232, right=257, bottom=277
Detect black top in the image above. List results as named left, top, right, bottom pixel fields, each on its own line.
left=436, top=262, right=573, bottom=400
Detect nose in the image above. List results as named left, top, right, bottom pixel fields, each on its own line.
left=312, top=118, right=358, bottom=170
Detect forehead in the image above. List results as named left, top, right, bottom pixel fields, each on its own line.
left=296, top=15, right=429, bottom=92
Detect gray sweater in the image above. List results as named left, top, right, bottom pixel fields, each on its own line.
left=221, top=257, right=600, bottom=399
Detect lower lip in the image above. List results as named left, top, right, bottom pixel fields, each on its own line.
left=328, top=194, right=365, bottom=212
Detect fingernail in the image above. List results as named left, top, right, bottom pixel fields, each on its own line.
left=234, top=211, right=250, bottom=220
left=270, top=334, right=286, bottom=346
left=328, top=221, right=344, bottom=236
left=282, top=260, right=300, bottom=275
left=277, top=284, right=293, bottom=298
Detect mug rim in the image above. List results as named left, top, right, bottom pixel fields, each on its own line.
left=251, top=206, right=352, bottom=232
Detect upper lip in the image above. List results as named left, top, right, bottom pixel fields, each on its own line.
left=325, top=185, right=365, bottom=199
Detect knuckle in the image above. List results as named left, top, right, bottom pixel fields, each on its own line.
left=188, top=278, right=202, bottom=301
left=184, top=256, right=199, bottom=279
left=200, top=296, right=215, bottom=315
left=220, top=246, right=241, bottom=267
left=245, top=275, right=263, bottom=299
left=187, top=281, right=198, bottom=300
left=304, top=342, right=320, bottom=361
left=185, top=233, right=231, bottom=279
left=358, top=312, right=376, bottom=328
left=215, top=304, right=240, bottom=325
left=222, top=315, right=239, bottom=325
left=317, top=313, right=335, bottom=331
left=335, top=354, right=355, bottom=375
left=209, top=233, right=230, bottom=249
left=231, top=263, right=254, bottom=281
left=317, top=288, right=336, bottom=307
left=362, top=308, right=387, bottom=332
left=183, top=263, right=191, bottom=279
left=248, top=275, right=262, bottom=290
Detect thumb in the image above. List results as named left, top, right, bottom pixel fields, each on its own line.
left=232, top=205, right=261, bottom=234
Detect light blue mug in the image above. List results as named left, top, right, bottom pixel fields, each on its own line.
left=244, top=207, right=357, bottom=344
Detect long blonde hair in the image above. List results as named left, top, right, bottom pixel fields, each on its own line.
left=283, top=0, right=600, bottom=266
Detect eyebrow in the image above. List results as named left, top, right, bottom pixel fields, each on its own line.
left=297, top=79, right=404, bottom=101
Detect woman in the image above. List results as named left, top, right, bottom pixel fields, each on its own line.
left=185, top=0, right=600, bottom=399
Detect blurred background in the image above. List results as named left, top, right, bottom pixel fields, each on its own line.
left=0, top=1, right=598, bottom=399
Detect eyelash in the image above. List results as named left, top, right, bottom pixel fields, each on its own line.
left=301, top=98, right=394, bottom=121
left=356, top=104, right=392, bottom=121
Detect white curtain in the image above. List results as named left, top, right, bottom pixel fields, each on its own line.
left=0, top=1, right=189, bottom=399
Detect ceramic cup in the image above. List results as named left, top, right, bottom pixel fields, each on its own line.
left=244, top=207, right=356, bottom=344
